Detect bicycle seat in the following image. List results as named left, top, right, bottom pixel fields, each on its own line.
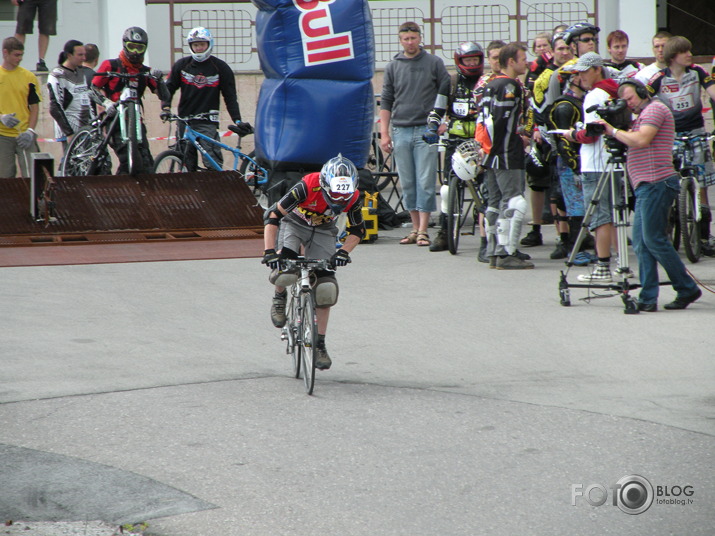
left=229, top=123, right=254, bottom=137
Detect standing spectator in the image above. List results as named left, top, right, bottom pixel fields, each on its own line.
left=82, top=43, right=100, bottom=83
left=0, top=37, right=41, bottom=178
left=11, top=0, right=57, bottom=72
left=597, top=79, right=701, bottom=311
left=635, top=31, right=671, bottom=85
left=161, top=27, right=250, bottom=172
left=524, top=32, right=553, bottom=92
left=47, top=40, right=93, bottom=150
left=647, top=36, right=715, bottom=255
left=604, top=30, right=644, bottom=80
left=477, top=42, right=533, bottom=269
left=561, top=53, right=621, bottom=282
left=92, top=27, right=169, bottom=174
left=380, top=21, right=450, bottom=248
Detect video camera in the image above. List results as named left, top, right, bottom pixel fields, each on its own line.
left=584, top=99, right=631, bottom=137
left=584, top=98, right=631, bottom=160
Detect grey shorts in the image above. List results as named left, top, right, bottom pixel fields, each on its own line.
left=581, top=171, right=622, bottom=230
left=277, top=218, right=337, bottom=261
left=16, top=0, right=57, bottom=36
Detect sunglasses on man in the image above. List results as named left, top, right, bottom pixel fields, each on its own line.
left=399, top=26, right=421, bottom=33
left=125, top=42, right=147, bottom=54
left=576, top=37, right=598, bottom=44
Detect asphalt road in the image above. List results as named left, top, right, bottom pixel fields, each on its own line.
left=1, top=225, right=714, bottom=535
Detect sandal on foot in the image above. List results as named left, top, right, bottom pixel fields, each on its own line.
left=400, top=230, right=418, bottom=244
left=416, top=231, right=430, bottom=247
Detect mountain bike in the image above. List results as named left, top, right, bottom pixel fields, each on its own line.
left=61, top=71, right=157, bottom=177
left=443, top=139, right=486, bottom=255
left=154, top=112, right=269, bottom=208
left=279, top=258, right=332, bottom=395
left=670, top=132, right=715, bottom=263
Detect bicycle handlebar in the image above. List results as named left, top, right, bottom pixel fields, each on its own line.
left=281, top=258, right=333, bottom=272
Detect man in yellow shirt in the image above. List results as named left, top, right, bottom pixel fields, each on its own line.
left=0, top=37, right=41, bottom=178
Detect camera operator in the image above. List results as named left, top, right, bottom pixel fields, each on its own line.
left=561, top=53, right=620, bottom=282
left=596, top=79, right=701, bottom=311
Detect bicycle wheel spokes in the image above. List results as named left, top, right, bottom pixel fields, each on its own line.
left=679, top=177, right=701, bottom=263
left=447, top=174, right=465, bottom=255
left=286, top=294, right=301, bottom=379
left=300, top=292, right=317, bottom=395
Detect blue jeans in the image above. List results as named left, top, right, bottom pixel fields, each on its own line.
left=392, top=126, right=438, bottom=212
left=632, top=176, right=699, bottom=304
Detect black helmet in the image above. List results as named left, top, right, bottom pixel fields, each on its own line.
left=454, top=41, right=484, bottom=78
left=563, top=22, right=600, bottom=45
left=122, top=26, right=148, bottom=64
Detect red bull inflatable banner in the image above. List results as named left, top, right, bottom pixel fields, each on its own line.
left=253, top=0, right=374, bottom=170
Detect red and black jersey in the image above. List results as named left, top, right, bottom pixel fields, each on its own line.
left=92, top=51, right=161, bottom=104
left=279, top=172, right=364, bottom=236
left=162, top=55, right=241, bottom=123
left=479, top=75, right=525, bottom=170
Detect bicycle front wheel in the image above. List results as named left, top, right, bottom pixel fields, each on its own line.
left=126, top=102, right=143, bottom=175
left=285, top=293, right=301, bottom=379
left=300, top=291, right=317, bottom=395
left=678, top=177, right=701, bottom=263
left=447, top=173, right=465, bottom=255
left=153, top=150, right=187, bottom=174
left=668, top=198, right=680, bottom=251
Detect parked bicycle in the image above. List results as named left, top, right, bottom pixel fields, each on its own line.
left=154, top=112, right=269, bottom=208
left=279, top=257, right=333, bottom=395
left=670, top=132, right=715, bottom=263
left=443, top=139, right=486, bottom=255
left=62, top=71, right=158, bottom=177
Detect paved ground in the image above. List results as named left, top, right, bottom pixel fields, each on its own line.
left=1, top=224, right=714, bottom=535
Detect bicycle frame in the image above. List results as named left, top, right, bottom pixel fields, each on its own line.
left=171, top=115, right=267, bottom=186
left=117, top=85, right=142, bottom=146
left=673, top=134, right=711, bottom=224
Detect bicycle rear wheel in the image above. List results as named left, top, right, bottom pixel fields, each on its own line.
left=300, top=291, right=317, bottom=395
left=153, top=150, right=187, bottom=174
left=678, top=177, right=701, bottom=263
left=668, top=198, right=680, bottom=251
left=61, top=127, right=105, bottom=176
left=447, top=173, right=465, bottom=255
left=239, top=150, right=269, bottom=208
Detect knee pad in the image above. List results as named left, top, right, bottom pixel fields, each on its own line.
left=269, top=268, right=298, bottom=287
left=505, top=195, right=528, bottom=219
left=485, top=207, right=500, bottom=229
left=315, top=276, right=339, bottom=308
left=496, top=218, right=510, bottom=246
left=440, top=184, right=450, bottom=213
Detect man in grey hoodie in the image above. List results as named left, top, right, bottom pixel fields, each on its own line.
left=379, top=21, right=450, bottom=248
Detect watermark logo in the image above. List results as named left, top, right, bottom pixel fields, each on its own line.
left=571, top=475, right=694, bottom=515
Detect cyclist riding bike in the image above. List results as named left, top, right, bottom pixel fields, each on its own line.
left=423, top=41, right=484, bottom=253
left=92, top=26, right=169, bottom=174
left=261, top=155, right=365, bottom=371
left=647, top=35, right=715, bottom=256
left=161, top=27, right=251, bottom=172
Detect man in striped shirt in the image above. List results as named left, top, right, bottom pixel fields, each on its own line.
left=597, top=79, right=701, bottom=311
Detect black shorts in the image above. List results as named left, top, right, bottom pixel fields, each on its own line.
left=15, top=0, right=57, bottom=36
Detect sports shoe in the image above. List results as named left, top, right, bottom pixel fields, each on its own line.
left=36, top=59, right=48, bottom=72
left=701, top=241, right=715, bottom=257
left=520, top=229, right=543, bottom=247
left=270, top=292, right=287, bottom=328
left=550, top=242, right=569, bottom=260
left=429, top=229, right=448, bottom=252
left=577, top=264, right=612, bottom=283
left=315, top=346, right=332, bottom=370
left=489, top=256, right=497, bottom=269
left=514, top=249, right=531, bottom=261
left=496, top=255, right=535, bottom=270
left=572, top=251, right=597, bottom=266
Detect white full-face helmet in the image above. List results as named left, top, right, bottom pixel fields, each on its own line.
left=187, top=27, right=214, bottom=62
left=452, top=140, right=480, bottom=181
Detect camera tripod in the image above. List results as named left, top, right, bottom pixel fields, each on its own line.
left=558, top=149, right=647, bottom=313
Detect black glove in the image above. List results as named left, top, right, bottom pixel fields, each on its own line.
left=234, top=121, right=254, bottom=137
left=331, top=249, right=351, bottom=268
left=262, top=248, right=281, bottom=269
left=151, top=69, right=164, bottom=80
left=160, top=107, right=171, bottom=122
